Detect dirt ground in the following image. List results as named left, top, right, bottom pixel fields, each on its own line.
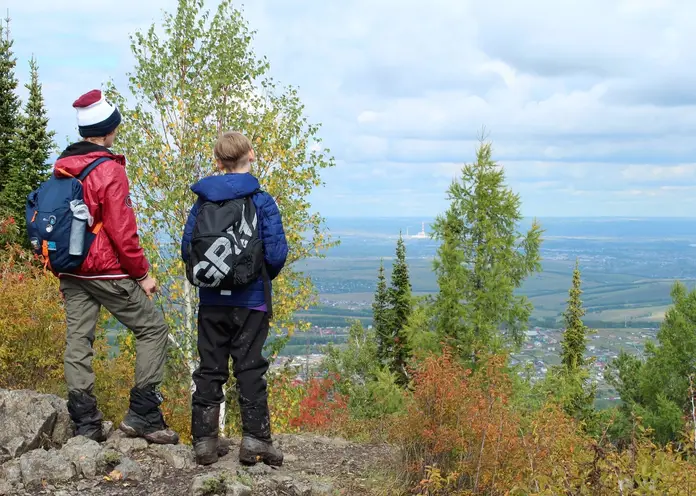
left=13, top=434, right=399, bottom=496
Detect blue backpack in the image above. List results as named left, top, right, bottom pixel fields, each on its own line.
left=25, top=157, right=109, bottom=273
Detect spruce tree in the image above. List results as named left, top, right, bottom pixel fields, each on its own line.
left=388, top=233, right=412, bottom=384
left=372, top=259, right=391, bottom=365
left=432, top=140, right=543, bottom=362
left=1, top=57, right=55, bottom=239
left=556, top=260, right=596, bottom=420
left=0, top=16, right=20, bottom=195
left=561, top=260, right=592, bottom=373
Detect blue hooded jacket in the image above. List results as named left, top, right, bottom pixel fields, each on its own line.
left=181, top=173, right=288, bottom=307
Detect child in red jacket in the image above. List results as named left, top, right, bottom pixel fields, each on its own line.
left=56, top=90, right=178, bottom=444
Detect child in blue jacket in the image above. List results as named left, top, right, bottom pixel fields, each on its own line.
left=181, top=131, right=288, bottom=466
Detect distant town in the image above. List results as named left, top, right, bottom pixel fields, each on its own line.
left=270, top=322, right=660, bottom=406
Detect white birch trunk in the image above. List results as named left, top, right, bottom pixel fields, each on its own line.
left=183, top=279, right=197, bottom=395
left=219, top=385, right=227, bottom=436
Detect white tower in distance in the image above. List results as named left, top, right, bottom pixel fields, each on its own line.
left=412, top=221, right=427, bottom=239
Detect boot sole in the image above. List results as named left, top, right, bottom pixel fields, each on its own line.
left=239, top=447, right=283, bottom=467
left=119, top=422, right=179, bottom=445
left=196, top=453, right=219, bottom=466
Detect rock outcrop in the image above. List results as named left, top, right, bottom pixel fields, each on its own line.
left=0, top=389, right=74, bottom=461
left=0, top=388, right=397, bottom=496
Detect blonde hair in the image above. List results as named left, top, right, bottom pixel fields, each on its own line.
left=214, top=131, right=253, bottom=171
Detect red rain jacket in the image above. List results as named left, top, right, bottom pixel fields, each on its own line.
left=53, top=141, right=149, bottom=280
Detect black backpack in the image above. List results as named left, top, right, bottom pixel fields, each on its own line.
left=185, top=192, right=272, bottom=317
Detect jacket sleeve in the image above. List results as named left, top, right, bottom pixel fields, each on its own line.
left=257, top=193, right=288, bottom=280
left=181, top=200, right=200, bottom=262
left=101, top=164, right=149, bottom=280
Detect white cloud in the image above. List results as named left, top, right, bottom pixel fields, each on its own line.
left=5, top=0, right=696, bottom=216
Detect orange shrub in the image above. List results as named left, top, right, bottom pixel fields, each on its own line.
left=0, top=244, right=65, bottom=394
left=394, top=351, right=529, bottom=494
left=392, top=349, right=696, bottom=495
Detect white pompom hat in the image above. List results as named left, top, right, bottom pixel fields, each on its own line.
left=72, top=89, right=122, bottom=138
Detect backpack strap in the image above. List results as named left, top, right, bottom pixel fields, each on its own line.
left=77, top=157, right=110, bottom=181
left=77, top=157, right=110, bottom=235
left=262, top=264, right=273, bottom=321
left=247, top=188, right=272, bottom=318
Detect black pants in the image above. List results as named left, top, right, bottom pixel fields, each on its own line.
left=192, top=306, right=271, bottom=441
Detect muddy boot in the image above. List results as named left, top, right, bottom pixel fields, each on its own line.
left=67, top=390, right=106, bottom=443
left=192, top=404, right=220, bottom=466
left=218, top=437, right=234, bottom=457
left=239, top=436, right=284, bottom=467
left=119, top=384, right=179, bottom=445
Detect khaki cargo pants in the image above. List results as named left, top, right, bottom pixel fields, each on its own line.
left=59, top=277, right=169, bottom=393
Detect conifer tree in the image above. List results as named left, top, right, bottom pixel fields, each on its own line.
left=556, top=260, right=596, bottom=419
left=432, top=139, right=543, bottom=362
left=372, top=259, right=391, bottom=365
left=561, top=260, right=593, bottom=373
left=1, top=57, right=55, bottom=238
left=388, top=233, right=412, bottom=384
left=0, top=16, right=20, bottom=195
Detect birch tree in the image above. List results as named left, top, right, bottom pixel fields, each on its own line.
left=106, top=0, right=334, bottom=433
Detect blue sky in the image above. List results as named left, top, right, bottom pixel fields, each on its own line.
left=4, top=0, right=696, bottom=217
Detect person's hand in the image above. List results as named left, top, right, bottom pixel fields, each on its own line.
left=138, top=275, right=159, bottom=297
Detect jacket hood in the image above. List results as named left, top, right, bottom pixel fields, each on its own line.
left=191, top=173, right=260, bottom=202
left=54, top=141, right=125, bottom=178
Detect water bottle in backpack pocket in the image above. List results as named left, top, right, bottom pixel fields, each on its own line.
left=68, top=200, right=92, bottom=256
left=25, top=157, right=108, bottom=274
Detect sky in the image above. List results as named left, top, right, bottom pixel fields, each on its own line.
left=4, top=0, right=696, bottom=218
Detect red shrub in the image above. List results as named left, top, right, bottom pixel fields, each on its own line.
left=290, top=374, right=348, bottom=432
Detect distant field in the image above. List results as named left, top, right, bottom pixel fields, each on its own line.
left=300, top=256, right=690, bottom=325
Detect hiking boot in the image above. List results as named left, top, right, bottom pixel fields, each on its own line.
left=239, top=436, right=283, bottom=467
left=119, top=411, right=179, bottom=445
left=193, top=437, right=218, bottom=466
left=68, top=390, right=106, bottom=443
left=78, top=424, right=107, bottom=443
left=192, top=404, right=224, bottom=465
left=119, top=385, right=179, bottom=445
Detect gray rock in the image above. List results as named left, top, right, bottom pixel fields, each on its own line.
left=96, top=448, right=122, bottom=473
left=226, top=481, right=253, bottom=496
left=105, top=429, right=127, bottom=444
left=101, top=421, right=114, bottom=439
left=76, top=479, right=100, bottom=491
left=311, top=482, right=335, bottom=495
left=0, top=459, right=21, bottom=484
left=190, top=472, right=252, bottom=496
left=105, top=429, right=150, bottom=455
left=45, top=396, right=75, bottom=446
left=60, top=436, right=102, bottom=477
left=19, top=448, right=75, bottom=486
left=150, top=461, right=166, bottom=478
left=116, top=437, right=149, bottom=455
left=0, top=390, right=57, bottom=458
left=241, top=462, right=274, bottom=475
left=270, top=474, right=312, bottom=496
left=0, top=390, right=76, bottom=459
left=113, top=457, right=143, bottom=481
left=150, top=444, right=196, bottom=470
left=0, top=480, right=11, bottom=496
